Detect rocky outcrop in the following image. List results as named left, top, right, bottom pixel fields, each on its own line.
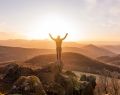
left=34, top=62, right=61, bottom=84
left=43, top=82, right=65, bottom=95
left=0, top=63, right=34, bottom=83
left=55, top=73, right=74, bottom=95
left=20, top=66, right=34, bottom=76
left=55, top=71, right=96, bottom=95
left=2, top=63, right=21, bottom=83
left=79, top=74, right=96, bottom=95
left=0, top=63, right=96, bottom=95
left=7, top=76, right=46, bottom=95
left=79, top=81, right=94, bottom=95
left=80, top=75, right=96, bottom=89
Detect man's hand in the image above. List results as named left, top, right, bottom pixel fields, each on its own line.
left=62, top=33, right=68, bottom=40
left=49, top=33, right=55, bottom=40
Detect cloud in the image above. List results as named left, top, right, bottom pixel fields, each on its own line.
left=81, top=0, right=97, bottom=12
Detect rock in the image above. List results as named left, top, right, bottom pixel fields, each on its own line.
left=79, top=75, right=96, bottom=95
left=55, top=73, right=74, bottom=95
left=2, top=63, right=21, bottom=83
left=20, top=67, right=34, bottom=76
left=80, top=75, right=96, bottom=89
left=79, top=81, right=94, bottom=95
left=64, top=71, right=77, bottom=78
left=7, top=76, right=46, bottom=95
left=0, top=63, right=35, bottom=83
left=64, top=71, right=84, bottom=95
left=80, top=74, right=87, bottom=81
left=86, top=75, right=96, bottom=89
left=35, top=62, right=60, bottom=84
left=43, top=82, right=65, bottom=95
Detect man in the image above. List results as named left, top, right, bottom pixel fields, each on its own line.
left=49, top=33, right=68, bottom=61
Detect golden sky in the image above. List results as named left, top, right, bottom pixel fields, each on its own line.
left=0, top=0, right=120, bottom=42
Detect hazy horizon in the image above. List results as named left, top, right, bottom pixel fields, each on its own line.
left=0, top=39, right=120, bottom=46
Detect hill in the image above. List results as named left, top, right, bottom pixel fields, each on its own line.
left=103, top=45, right=120, bottom=54
left=97, top=54, right=120, bottom=67
left=80, top=44, right=116, bottom=58
left=0, top=46, right=55, bottom=62
left=63, top=44, right=116, bottom=58
left=0, top=44, right=116, bottom=63
left=25, top=52, right=120, bottom=74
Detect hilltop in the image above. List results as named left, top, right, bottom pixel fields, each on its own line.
left=26, top=52, right=120, bottom=74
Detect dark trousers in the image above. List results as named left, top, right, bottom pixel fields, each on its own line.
left=56, top=47, right=62, bottom=61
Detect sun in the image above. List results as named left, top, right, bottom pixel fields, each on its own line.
left=25, top=14, right=85, bottom=41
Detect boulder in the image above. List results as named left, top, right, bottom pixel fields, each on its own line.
left=80, top=75, right=96, bottom=89
left=79, top=81, right=94, bottom=95
left=43, top=82, right=65, bottom=95
left=79, top=75, right=96, bottom=95
left=35, top=62, right=60, bottom=84
left=64, top=71, right=77, bottom=78
left=55, top=73, right=74, bottom=95
left=20, top=67, right=34, bottom=76
left=64, top=71, right=81, bottom=95
left=7, top=76, right=46, bottom=95
left=2, top=63, right=21, bottom=83
left=86, top=75, right=96, bottom=89
left=80, top=74, right=87, bottom=81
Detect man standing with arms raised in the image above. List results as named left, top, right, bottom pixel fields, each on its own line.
left=49, top=33, right=68, bottom=62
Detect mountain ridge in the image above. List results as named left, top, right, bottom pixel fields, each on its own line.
left=25, top=52, right=120, bottom=74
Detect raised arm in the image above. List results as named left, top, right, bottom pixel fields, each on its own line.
left=49, top=33, right=55, bottom=40
left=62, top=33, right=68, bottom=40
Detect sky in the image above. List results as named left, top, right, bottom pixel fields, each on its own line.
left=0, top=0, right=120, bottom=41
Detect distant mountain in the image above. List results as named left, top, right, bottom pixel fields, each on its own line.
left=0, top=46, right=55, bottom=62
left=26, top=52, right=120, bottom=74
left=97, top=56, right=111, bottom=62
left=80, top=44, right=116, bottom=58
left=0, top=39, right=83, bottom=49
left=0, top=44, right=116, bottom=63
left=97, top=54, right=120, bottom=67
left=62, top=44, right=116, bottom=59
left=103, top=45, right=120, bottom=54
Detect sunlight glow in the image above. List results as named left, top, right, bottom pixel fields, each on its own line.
left=25, top=14, right=85, bottom=41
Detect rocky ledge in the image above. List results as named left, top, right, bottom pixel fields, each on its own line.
left=0, top=63, right=96, bottom=95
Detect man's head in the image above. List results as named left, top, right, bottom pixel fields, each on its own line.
left=57, top=35, right=60, bottom=39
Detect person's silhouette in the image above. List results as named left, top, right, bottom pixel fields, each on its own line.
left=49, top=33, right=68, bottom=61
